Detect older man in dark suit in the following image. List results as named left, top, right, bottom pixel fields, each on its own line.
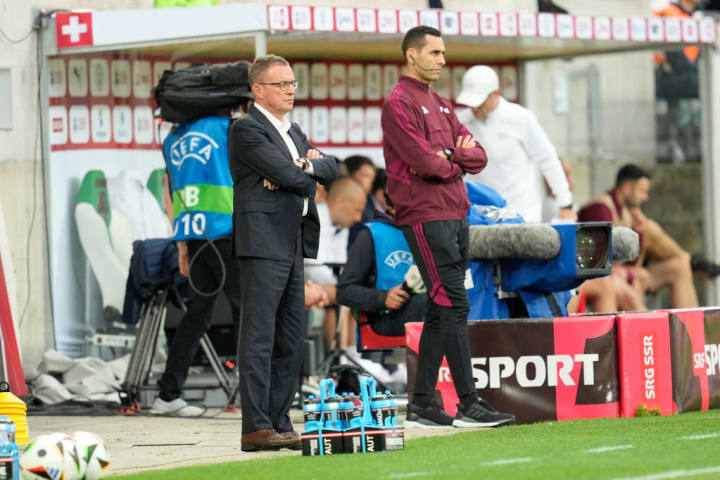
left=228, top=55, right=338, bottom=452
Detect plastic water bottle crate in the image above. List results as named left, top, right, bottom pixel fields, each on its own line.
left=301, top=376, right=404, bottom=456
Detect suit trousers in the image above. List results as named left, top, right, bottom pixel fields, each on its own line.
left=238, top=232, right=306, bottom=434
left=158, top=238, right=242, bottom=402
left=401, top=219, right=477, bottom=407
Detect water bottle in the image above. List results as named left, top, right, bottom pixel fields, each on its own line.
left=345, top=395, right=364, bottom=429
left=0, top=416, right=19, bottom=479
left=337, top=395, right=350, bottom=430
left=324, top=396, right=343, bottom=430
left=303, top=396, right=322, bottom=430
left=370, top=394, right=388, bottom=426
left=385, top=391, right=399, bottom=427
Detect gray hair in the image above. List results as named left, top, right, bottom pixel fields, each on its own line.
left=249, top=55, right=291, bottom=86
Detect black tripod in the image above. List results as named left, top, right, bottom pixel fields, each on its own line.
left=121, top=288, right=238, bottom=412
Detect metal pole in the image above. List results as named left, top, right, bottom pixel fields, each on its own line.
left=254, top=31, right=267, bottom=59
left=700, top=44, right=720, bottom=306
left=37, top=16, right=56, bottom=350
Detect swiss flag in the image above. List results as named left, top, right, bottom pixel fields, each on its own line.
left=56, top=12, right=93, bottom=48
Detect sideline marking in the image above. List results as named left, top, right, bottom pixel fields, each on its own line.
left=389, top=473, right=433, bottom=478
left=482, top=457, right=533, bottom=466
left=584, top=445, right=634, bottom=453
left=680, top=433, right=720, bottom=440
left=611, top=465, right=720, bottom=480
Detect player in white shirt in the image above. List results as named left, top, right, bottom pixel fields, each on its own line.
left=456, top=66, right=576, bottom=224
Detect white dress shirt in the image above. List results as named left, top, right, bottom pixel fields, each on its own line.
left=458, top=97, right=572, bottom=223
left=255, top=103, right=313, bottom=216
left=304, top=202, right=349, bottom=285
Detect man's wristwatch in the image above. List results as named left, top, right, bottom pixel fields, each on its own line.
left=443, top=148, right=454, bottom=160
left=299, top=158, right=310, bottom=171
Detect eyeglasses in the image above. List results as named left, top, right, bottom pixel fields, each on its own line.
left=259, top=81, right=298, bottom=91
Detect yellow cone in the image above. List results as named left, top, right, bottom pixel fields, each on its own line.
left=0, top=390, right=27, bottom=446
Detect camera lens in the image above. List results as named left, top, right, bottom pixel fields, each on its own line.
left=576, top=226, right=610, bottom=270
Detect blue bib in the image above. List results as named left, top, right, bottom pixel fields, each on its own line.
left=163, top=116, right=234, bottom=240
left=367, top=222, right=415, bottom=290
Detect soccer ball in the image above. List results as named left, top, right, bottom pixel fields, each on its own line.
left=57, top=435, right=83, bottom=480
left=19, top=433, right=67, bottom=480
left=20, top=433, right=82, bottom=480
left=70, top=432, right=109, bottom=480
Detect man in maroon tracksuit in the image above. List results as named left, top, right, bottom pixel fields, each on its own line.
left=382, top=25, right=515, bottom=428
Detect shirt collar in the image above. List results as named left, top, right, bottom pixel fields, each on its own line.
left=399, top=75, right=431, bottom=92
left=255, top=103, right=291, bottom=133
left=609, top=189, right=623, bottom=217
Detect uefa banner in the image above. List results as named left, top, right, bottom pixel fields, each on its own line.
left=405, top=315, right=619, bottom=424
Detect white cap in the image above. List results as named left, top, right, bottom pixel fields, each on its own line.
left=456, top=65, right=500, bottom=108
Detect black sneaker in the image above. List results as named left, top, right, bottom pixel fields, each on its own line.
left=454, top=401, right=516, bottom=428
left=477, top=397, right=497, bottom=412
left=405, top=402, right=455, bottom=428
left=692, top=256, right=720, bottom=279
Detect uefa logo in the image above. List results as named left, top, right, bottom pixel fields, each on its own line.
left=168, top=131, right=219, bottom=170
left=384, top=250, right=413, bottom=269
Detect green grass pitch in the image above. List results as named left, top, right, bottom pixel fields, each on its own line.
left=109, top=410, right=720, bottom=480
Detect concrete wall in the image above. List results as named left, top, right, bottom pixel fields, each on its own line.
left=524, top=51, right=657, bottom=207
left=0, top=0, right=664, bottom=367
left=0, top=0, right=154, bottom=368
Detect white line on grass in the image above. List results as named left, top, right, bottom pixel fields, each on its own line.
left=388, top=472, right=433, bottom=478
left=584, top=445, right=634, bottom=453
left=482, top=457, right=533, bottom=466
left=679, top=433, right=720, bottom=440
left=611, top=465, right=720, bottom=480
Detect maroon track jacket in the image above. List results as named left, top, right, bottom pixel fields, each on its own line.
left=381, top=75, right=488, bottom=226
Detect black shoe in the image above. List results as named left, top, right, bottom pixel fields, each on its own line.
left=692, top=256, right=720, bottom=279
left=454, top=401, right=516, bottom=428
left=477, top=397, right=497, bottom=412
left=405, top=402, right=454, bottom=428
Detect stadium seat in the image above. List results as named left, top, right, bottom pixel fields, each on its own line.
left=74, top=170, right=133, bottom=321
left=355, top=311, right=406, bottom=351
left=146, top=168, right=167, bottom=212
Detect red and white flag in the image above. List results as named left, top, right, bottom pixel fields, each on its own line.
left=56, top=12, right=94, bottom=49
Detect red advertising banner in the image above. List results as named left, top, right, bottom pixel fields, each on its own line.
left=405, top=309, right=720, bottom=424
left=668, top=308, right=720, bottom=412
left=405, top=316, right=619, bottom=424
left=616, top=312, right=673, bottom=417
left=553, top=315, right=619, bottom=421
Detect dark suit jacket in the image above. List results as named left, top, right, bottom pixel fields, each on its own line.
left=228, top=106, right=338, bottom=261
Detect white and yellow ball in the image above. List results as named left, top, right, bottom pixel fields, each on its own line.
left=19, top=433, right=67, bottom=480
left=70, top=432, right=109, bottom=480
left=20, top=431, right=109, bottom=480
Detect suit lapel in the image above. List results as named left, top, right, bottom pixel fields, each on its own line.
left=249, top=106, right=293, bottom=161
left=287, top=125, right=306, bottom=159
